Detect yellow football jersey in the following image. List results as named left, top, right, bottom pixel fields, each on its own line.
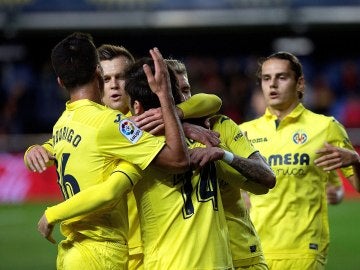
left=133, top=140, right=233, bottom=270
left=239, top=103, right=355, bottom=262
left=211, top=115, right=267, bottom=267
left=51, top=99, right=165, bottom=242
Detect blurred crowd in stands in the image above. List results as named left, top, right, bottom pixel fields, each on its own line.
left=0, top=51, right=359, bottom=135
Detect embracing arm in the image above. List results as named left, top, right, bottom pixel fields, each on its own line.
left=38, top=161, right=142, bottom=243
left=24, top=139, right=55, bottom=173
left=177, top=93, right=222, bottom=119
left=134, top=93, right=222, bottom=146
left=190, top=147, right=276, bottom=193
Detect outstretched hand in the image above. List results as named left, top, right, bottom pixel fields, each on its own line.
left=143, top=47, right=171, bottom=97
left=38, top=214, right=56, bottom=244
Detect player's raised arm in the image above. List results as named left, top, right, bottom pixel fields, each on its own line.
left=133, top=48, right=189, bottom=173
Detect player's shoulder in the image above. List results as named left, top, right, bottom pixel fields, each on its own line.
left=91, top=105, right=125, bottom=125
left=239, top=116, right=263, bottom=130
left=209, top=114, right=235, bottom=127
left=303, top=108, right=342, bottom=128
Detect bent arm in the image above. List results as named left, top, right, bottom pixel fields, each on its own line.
left=189, top=146, right=275, bottom=193
left=216, top=160, right=269, bottom=195
left=315, top=142, right=360, bottom=192
left=226, top=151, right=276, bottom=189
left=177, top=93, right=222, bottom=119
left=45, top=161, right=142, bottom=224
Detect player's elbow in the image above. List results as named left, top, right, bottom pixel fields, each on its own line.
left=167, top=157, right=190, bottom=174
left=154, top=153, right=190, bottom=174
left=265, top=173, right=276, bottom=189
left=246, top=185, right=269, bottom=195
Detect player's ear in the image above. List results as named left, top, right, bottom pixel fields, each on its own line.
left=133, top=100, right=144, bottom=115
left=57, top=77, right=65, bottom=89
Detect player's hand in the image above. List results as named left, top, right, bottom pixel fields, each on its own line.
left=133, top=108, right=164, bottom=135
left=25, top=145, right=55, bottom=173
left=189, top=147, right=224, bottom=168
left=144, top=47, right=171, bottom=97
left=241, top=190, right=252, bottom=210
left=315, top=142, right=359, bottom=171
left=37, top=214, right=56, bottom=244
left=183, top=123, right=220, bottom=147
left=326, top=185, right=344, bottom=205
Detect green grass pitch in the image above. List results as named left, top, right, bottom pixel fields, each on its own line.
left=0, top=200, right=359, bottom=269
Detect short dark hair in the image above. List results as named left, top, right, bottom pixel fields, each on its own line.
left=97, top=44, right=135, bottom=63
left=125, top=57, right=182, bottom=111
left=51, top=32, right=99, bottom=90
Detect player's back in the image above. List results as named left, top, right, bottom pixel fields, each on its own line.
left=133, top=139, right=233, bottom=270
left=53, top=99, right=129, bottom=241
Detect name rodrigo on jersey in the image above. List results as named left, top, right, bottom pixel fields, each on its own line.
left=53, top=126, right=82, bottom=147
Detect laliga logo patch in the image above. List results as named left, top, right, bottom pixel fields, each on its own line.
left=292, top=131, right=307, bottom=144
left=119, top=119, right=142, bottom=143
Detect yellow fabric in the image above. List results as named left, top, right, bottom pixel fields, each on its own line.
left=49, top=139, right=234, bottom=269
left=211, top=115, right=268, bottom=268
left=50, top=99, right=164, bottom=243
left=128, top=252, right=144, bottom=270
left=57, top=237, right=128, bottom=270
left=328, top=170, right=343, bottom=187
left=177, top=93, right=222, bottom=119
left=133, top=142, right=233, bottom=269
left=127, top=191, right=143, bottom=256
left=239, top=103, right=355, bottom=262
left=266, top=258, right=325, bottom=270
left=45, top=160, right=141, bottom=223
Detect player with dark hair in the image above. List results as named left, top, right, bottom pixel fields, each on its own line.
left=240, top=51, right=359, bottom=269
left=36, top=32, right=189, bottom=269
left=38, top=56, right=275, bottom=269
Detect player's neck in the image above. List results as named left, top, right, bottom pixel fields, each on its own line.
left=69, top=81, right=102, bottom=104
left=268, top=100, right=299, bottom=121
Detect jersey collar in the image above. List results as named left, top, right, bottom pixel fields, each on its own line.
left=264, top=103, right=306, bottom=121
left=65, top=99, right=104, bottom=110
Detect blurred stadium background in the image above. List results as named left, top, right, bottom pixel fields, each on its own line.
left=0, top=0, right=360, bottom=269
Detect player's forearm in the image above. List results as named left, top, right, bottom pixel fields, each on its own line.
left=349, top=173, right=360, bottom=192
left=343, top=150, right=360, bottom=192
left=45, top=172, right=134, bottom=224
left=227, top=152, right=276, bottom=189
left=177, top=93, right=222, bottom=119
left=351, top=153, right=360, bottom=192
left=155, top=92, right=189, bottom=173
left=218, top=161, right=269, bottom=194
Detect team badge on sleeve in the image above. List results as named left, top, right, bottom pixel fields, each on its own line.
left=119, top=119, right=143, bottom=143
